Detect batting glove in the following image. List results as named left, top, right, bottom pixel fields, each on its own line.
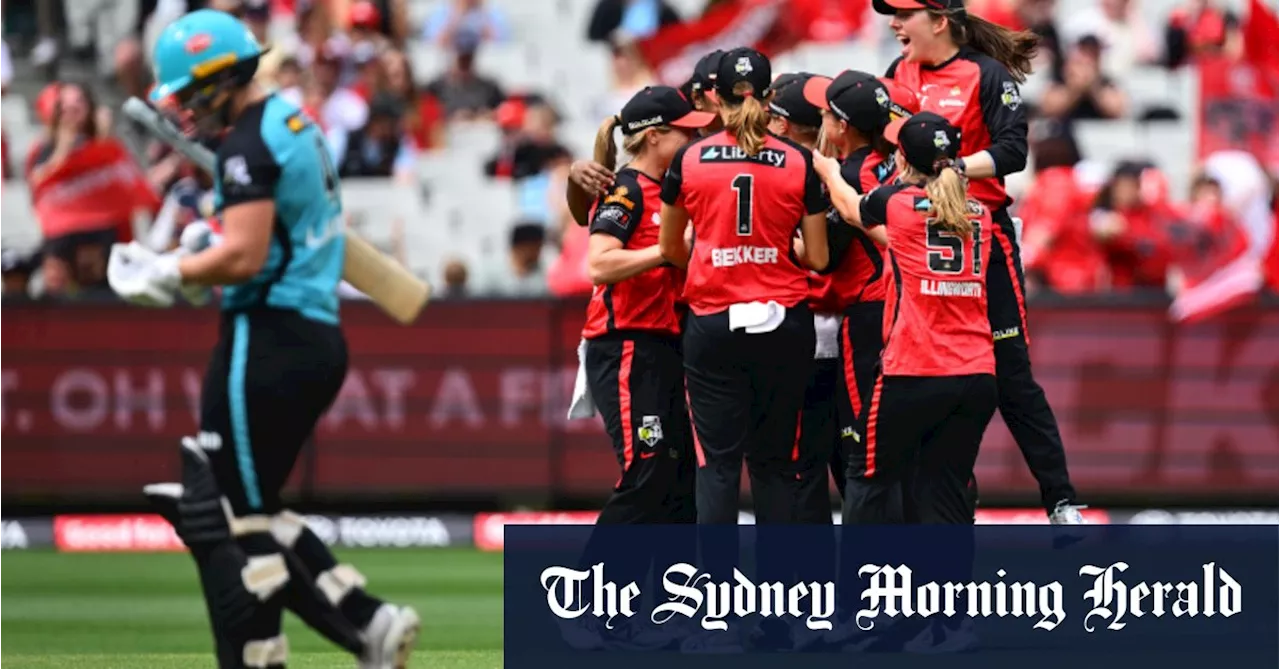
left=108, top=242, right=182, bottom=308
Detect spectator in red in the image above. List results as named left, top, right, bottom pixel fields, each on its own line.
left=1017, top=120, right=1105, bottom=294
left=382, top=49, right=445, bottom=150
left=1090, top=161, right=1174, bottom=291
left=1166, top=174, right=1251, bottom=289
left=26, top=83, right=160, bottom=295
left=1165, top=0, right=1240, bottom=68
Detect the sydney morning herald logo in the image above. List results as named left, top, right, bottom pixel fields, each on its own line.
left=540, top=561, right=1242, bottom=632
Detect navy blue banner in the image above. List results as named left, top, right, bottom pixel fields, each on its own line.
left=504, top=525, right=1278, bottom=669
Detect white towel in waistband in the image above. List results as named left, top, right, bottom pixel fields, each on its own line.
left=813, top=314, right=842, bottom=359
left=727, top=301, right=786, bottom=334
left=567, top=338, right=597, bottom=420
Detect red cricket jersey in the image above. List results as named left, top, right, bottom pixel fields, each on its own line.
left=809, top=146, right=897, bottom=313
left=861, top=183, right=996, bottom=377
left=661, top=131, right=828, bottom=316
left=582, top=168, right=685, bottom=338
left=886, top=48, right=1029, bottom=211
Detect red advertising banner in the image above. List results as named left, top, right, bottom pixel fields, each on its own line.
left=2, top=299, right=1276, bottom=505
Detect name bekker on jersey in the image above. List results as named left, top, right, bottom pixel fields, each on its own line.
left=661, top=131, right=827, bottom=316
left=860, top=183, right=996, bottom=377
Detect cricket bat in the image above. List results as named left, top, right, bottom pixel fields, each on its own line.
left=121, top=97, right=431, bottom=325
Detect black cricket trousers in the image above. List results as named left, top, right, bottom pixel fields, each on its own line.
left=585, top=333, right=696, bottom=525
left=843, top=374, right=997, bottom=525
left=683, top=304, right=815, bottom=525
left=580, top=333, right=696, bottom=596
left=989, top=208, right=1078, bottom=509
left=793, top=300, right=884, bottom=521
left=201, top=308, right=347, bottom=517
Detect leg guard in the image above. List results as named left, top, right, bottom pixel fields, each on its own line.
left=145, top=438, right=365, bottom=661
left=271, top=510, right=385, bottom=630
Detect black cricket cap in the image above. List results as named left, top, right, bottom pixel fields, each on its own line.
left=884, top=111, right=962, bottom=175
left=873, top=0, right=966, bottom=14
left=715, top=47, right=772, bottom=104
left=803, top=70, right=893, bottom=135
left=620, top=85, right=716, bottom=135
left=690, top=50, right=726, bottom=95
left=767, top=73, right=822, bottom=129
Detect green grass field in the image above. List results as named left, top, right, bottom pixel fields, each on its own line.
left=2, top=548, right=504, bottom=668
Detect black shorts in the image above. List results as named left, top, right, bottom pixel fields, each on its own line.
left=837, top=300, right=885, bottom=478
left=585, top=332, right=695, bottom=524
left=200, top=308, right=348, bottom=517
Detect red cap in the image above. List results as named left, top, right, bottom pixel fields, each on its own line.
left=349, top=1, right=381, bottom=29
left=879, top=78, right=919, bottom=120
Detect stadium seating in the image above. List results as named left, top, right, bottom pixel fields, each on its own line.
left=0, top=0, right=1236, bottom=286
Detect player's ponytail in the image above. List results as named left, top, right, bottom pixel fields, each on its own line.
left=924, top=166, right=972, bottom=239
left=933, top=10, right=1038, bottom=83
left=593, top=114, right=623, bottom=171
left=722, top=82, right=769, bottom=156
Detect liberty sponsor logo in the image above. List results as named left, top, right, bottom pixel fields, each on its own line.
left=700, top=146, right=787, bottom=168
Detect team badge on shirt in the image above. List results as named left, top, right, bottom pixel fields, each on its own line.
left=1001, top=81, right=1023, bottom=110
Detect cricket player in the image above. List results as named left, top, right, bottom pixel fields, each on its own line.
left=106, top=9, right=418, bottom=668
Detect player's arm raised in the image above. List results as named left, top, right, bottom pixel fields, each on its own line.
left=180, top=133, right=280, bottom=285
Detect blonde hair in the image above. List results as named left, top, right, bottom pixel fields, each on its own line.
left=904, top=162, right=972, bottom=238
left=592, top=115, right=658, bottom=171
left=722, top=82, right=770, bottom=155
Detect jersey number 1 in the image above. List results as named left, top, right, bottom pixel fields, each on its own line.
left=925, top=219, right=983, bottom=275
left=731, top=174, right=753, bottom=236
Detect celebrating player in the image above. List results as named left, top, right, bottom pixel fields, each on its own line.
left=106, top=10, right=418, bottom=668
left=816, top=111, right=996, bottom=525
left=582, top=85, right=713, bottom=526
left=801, top=71, right=918, bottom=515
left=762, top=71, right=843, bottom=525
left=876, top=0, right=1084, bottom=523
left=657, top=47, right=829, bottom=527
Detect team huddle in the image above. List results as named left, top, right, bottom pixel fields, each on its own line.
left=566, top=0, right=1089, bottom=539
left=99, top=0, right=1096, bottom=666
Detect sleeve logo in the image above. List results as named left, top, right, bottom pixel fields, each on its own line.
left=1000, top=81, right=1022, bottom=110
left=604, top=186, right=635, bottom=209
left=223, top=155, right=252, bottom=186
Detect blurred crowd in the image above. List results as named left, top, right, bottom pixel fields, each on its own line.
left=0, top=0, right=1276, bottom=303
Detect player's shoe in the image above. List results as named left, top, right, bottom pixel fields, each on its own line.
left=1048, top=499, right=1089, bottom=548
left=1048, top=500, right=1087, bottom=525
left=903, top=618, right=979, bottom=654
left=360, top=604, right=420, bottom=669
